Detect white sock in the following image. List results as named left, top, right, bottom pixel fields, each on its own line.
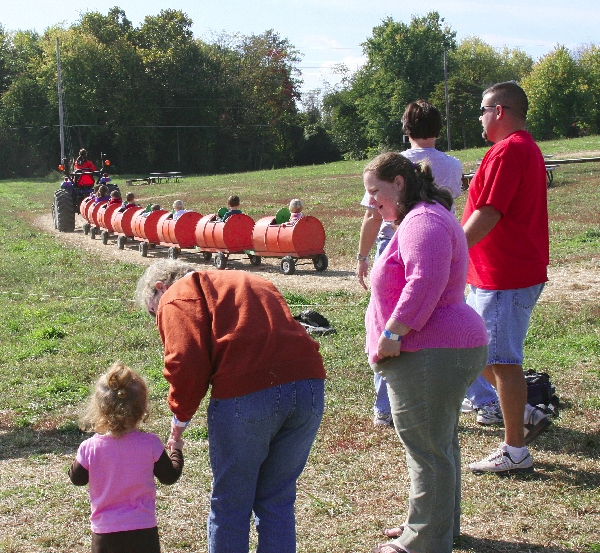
left=502, top=442, right=528, bottom=460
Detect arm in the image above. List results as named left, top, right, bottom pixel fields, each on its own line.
left=154, top=449, right=184, bottom=485
left=462, top=205, right=502, bottom=248
left=68, top=460, right=89, bottom=486
left=356, top=208, right=382, bottom=290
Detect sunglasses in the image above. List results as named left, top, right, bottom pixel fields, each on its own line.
left=480, top=105, right=511, bottom=116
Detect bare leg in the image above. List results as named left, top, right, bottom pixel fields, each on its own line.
left=484, top=363, right=527, bottom=448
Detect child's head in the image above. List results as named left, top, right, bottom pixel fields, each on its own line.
left=110, top=190, right=121, bottom=200
left=64, top=176, right=70, bottom=181
left=97, top=185, right=109, bottom=197
left=289, top=198, right=303, bottom=213
left=81, top=362, right=148, bottom=437
left=173, top=200, right=184, bottom=211
left=103, top=173, right=109, bottom=178
left=228, top=195, right=240, bottom=208
left=151, top=204, right=161, bottom=211
left=126, top=192, right=135, bottom=203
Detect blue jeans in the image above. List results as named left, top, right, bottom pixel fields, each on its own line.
left=465, top=374, right=497, bottom=409
left=206, top=379, right=324, bottom=553
left=466, top=284, right=545, bottom=365
left=373, top=236, right=392, bottom=416
left=374, top=346, right=488, bottom=553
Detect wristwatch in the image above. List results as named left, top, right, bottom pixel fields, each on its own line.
left=172, top=415, right=190, bottom=428
left=356, top=253, right=369, bottom=261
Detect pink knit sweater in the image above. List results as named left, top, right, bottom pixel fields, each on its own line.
left=365, top=201, right=488, bottom=364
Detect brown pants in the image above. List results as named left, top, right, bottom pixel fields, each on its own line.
left=92, top=526, right=160, bottom=553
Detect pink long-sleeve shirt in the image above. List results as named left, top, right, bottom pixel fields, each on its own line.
left=365, top=201, right=488, bottom=364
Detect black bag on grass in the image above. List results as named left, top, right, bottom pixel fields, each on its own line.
left=293, top=310, right=336, bottom=336
left=525, top=369, right=559, bottom=416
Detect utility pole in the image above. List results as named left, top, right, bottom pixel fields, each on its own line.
left=443, top=50, right=451, bottom=151
left=56, top=38, right=65, bottom=165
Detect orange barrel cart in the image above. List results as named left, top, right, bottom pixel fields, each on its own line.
left=112, top=206, right=144, bottom=250
left=194, top=213, right=258, bottom=269
left=156, top=211, right=203, bottom=259
left=84, top=199, right=109, bottom=240
left=251, top=212, right=328, bottom=275
left=79, top=197, right=95, bottom=235
left=130, top=208, right=170, bottom=257
left=96, top=202, right=124, bottom=245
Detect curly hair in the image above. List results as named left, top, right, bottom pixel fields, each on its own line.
left=80, top=362, right=149, bottom=437
left=134, top=259, right=197, bottom=314
left=363, top=152, right=453, bottom=224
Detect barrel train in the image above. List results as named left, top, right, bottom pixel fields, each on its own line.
left=79, top=198, right=328, bottom=275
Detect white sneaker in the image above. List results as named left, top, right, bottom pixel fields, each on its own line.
left=476, top=400, right=503, bottom=425
left=373, top=412, right=393, bottom=427
left=524, top=404, right=551, bottom=444
left=461, top=398, right=474, bottom=413
left=469, top=443, right=534, bottom=475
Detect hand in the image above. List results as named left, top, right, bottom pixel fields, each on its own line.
left=377, top=335, right=401, bottom=361
left=167, top=420, right=185, bottom=450
left=169, top=438, right=185, bottom=451
left=356, top=259, right=369, bottom=290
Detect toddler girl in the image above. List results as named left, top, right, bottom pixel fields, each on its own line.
left=69, top=362, right=184, bottom=553
left=288, top=198, right=303, bottom=225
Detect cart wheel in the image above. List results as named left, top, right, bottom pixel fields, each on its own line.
left=101, top=231, right=109, bottom=245
left=117, top=235, right=126, bottom=250
left=140, top=242, right=148, bottom=257
left=281, top=256, right=296, bottom=275
left=149, top=243, right=156, bottom=249
left=168, top=247, right=179, bottom=260
left=313, top=253, right=329, bottom=272
left=214, top=253, right=228, bottom=270
left=83, top=223, right=90, bottom=235
left=202, top=251, right=212, bottom=261
left=249, top=255, right=262, bottom=266
left=90, top=226, right=97, bottom=240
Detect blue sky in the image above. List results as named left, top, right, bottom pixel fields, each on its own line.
left=2, top=0, right=599, bottom=96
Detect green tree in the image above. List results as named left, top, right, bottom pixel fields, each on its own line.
left=353, top=12, right=456, bottom=150
left=522, top=46, right=588, bottom=140
left=577, top=44, right=600, bottom=134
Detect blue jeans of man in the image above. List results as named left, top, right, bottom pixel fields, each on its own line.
left=374, top=346, right=488, bottom=553
left=206, top=379, right=325, bottom=553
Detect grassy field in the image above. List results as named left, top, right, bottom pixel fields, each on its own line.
left=0, top=135, right=599, bottom=552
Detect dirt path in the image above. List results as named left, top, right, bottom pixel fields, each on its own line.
left=34, top=214, right=600, bottom=301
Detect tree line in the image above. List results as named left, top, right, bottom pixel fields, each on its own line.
left=1, top=9, right=599, bottom=178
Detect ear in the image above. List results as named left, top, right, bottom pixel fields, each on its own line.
left=394, top=175, right=405, bottom=188
left=155, top=281, right=166, bottom=292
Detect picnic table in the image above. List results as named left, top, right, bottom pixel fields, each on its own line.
left=149, top=172, right=184, bottom=184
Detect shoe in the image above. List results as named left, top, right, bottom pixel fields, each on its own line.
left=461, top=398, right=474, bottom=413
left=469, top=443, right=534, bottom=475
left=476, top=400, right=503, bottom=425
left=524, top=404, right=551, bottom=444
left=373, top=412, right=393, bottom=427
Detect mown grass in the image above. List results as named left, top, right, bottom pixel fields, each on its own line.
left=0, top=136, right=599, bottom=552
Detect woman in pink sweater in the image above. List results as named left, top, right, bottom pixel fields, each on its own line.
left=364, top=152, right=488, bottom=553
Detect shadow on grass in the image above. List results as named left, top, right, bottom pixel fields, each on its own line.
left=0, top=427, right=84, bottom=460
left=455, top=535, right=580, bottom=552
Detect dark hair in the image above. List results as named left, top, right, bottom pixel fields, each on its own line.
left=363, top=152, right=453, bottom=223
left=402, top=100, right=443, bottom=139
left=228, top=195, right=240, bottom=207
left=483, top=81, right=528, bottom=119
left=97, top=185, right=109, bottom=197
left=76, top=148, right=88, bottom=165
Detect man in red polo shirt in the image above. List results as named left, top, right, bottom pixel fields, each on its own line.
left=462, top=81, right=551, bottom=475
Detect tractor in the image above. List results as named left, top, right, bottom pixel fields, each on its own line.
left=51, top=154, right=118, bottom=232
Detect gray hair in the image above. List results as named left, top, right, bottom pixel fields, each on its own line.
left=134, top=260, right=197, bottom=312
left=173, top=199, right=184, bottom=210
